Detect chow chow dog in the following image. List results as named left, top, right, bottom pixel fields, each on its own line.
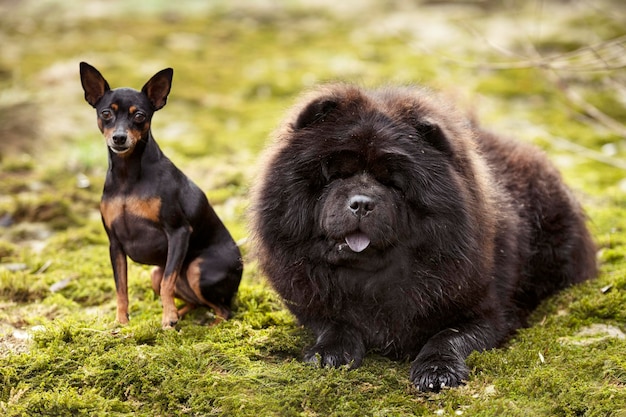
left=250, top=84, right=597, bottom=392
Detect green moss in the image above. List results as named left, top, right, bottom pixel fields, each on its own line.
left=0, top=241, right=17, bottom=261
left=0, top=155, right=36, bottom=173
left=0, top=269, right=49, bottom=303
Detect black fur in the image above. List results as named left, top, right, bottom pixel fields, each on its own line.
left=250, top=84, right=597, bottom=392
left=80, top=62, right=242, bottom=329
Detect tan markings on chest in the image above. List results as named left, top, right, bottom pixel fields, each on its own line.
left=101, top=196, right=162, bottom=229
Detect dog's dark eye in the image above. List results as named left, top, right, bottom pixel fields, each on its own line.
left=101, top=110, right=113, bottom=120
left=322, top=153, right=361, bottom=182
left=382, top=176, right=405, bottom=192
left=133, top=113, right=146, bottom=123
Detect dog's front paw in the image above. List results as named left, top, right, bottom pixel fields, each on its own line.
left=161, top=311, right=179, bottom=330
left=161, top=319, right=178, bottom=330
left=303, top=333, right=365, bottom=369
left=304, top=345, right=364, bottom=369
left=410, top=355, right=469, bottom=393
left=116, top=309, right=129, bottom=325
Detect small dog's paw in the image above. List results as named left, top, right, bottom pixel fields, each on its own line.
left=161, top=303, right=180, bottom=330
left=116, top=312, right=129, bottom=325
left=410, top=356, right=469, bottom=393
left=161, top=313, right=179, bottom=330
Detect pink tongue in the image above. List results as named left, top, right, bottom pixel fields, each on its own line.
left=345, top=232, right=371, bottom=253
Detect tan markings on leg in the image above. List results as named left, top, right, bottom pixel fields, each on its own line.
left=151, top=266, right=163, bottom=295
left=186, top=257, right=229, bottom=323
left=114, top=252, right=129, bottom=324
left=101, top=197, right=162, bottom=229
left=177, top=303, right=196, bottom=317
left=160, top=272, right=179, bottom=329
left=186, top=258, right=206, bottom=301
left=154, top=266, right=197, bottom=318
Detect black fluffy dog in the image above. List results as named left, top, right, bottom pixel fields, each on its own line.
left=250, top=84, right=597, bottom=392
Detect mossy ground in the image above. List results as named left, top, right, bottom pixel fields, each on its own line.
left=1, top=1, right=625, bottom=415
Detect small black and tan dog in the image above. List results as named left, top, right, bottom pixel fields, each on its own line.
left=79, top=62, right=242, bottom=329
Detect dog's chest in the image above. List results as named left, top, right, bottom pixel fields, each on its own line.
left=101, top=195, right=161, bottom=229
left=100, top=194, right=168, bottom=263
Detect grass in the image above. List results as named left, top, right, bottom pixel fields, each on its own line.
left=1, top=0, right=626, bottom=415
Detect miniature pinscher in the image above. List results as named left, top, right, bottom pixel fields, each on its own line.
left=79, top=62, right=242, bottom=329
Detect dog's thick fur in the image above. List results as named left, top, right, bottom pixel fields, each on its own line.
left=250, top=84, right=597, bottom=392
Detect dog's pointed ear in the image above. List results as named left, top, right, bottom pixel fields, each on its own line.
left=142, top=68, right=173, bottom=111
left=80, top=62, right=110, bottom=108
left=294, top=98, right=338, bottom=130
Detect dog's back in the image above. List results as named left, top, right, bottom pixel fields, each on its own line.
left=476, top=129, right=597, bottom=318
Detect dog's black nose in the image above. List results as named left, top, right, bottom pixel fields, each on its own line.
left=112, top=133, right=127, bottom=145
left=349, top=195, right=374, bottom=217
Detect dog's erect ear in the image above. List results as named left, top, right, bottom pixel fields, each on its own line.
left=80, top=62, right=110, bottom=108
left=142, top=68, right=173, bottom=111
left=294, top=98, right=338, bottom=130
